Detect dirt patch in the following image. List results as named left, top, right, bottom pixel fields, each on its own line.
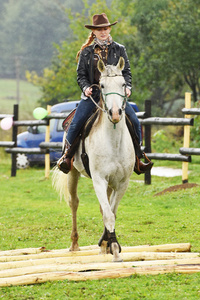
left=154, top=183, right=199, bottom=196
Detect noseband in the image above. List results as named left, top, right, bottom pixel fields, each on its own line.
left=101, top=91, right=127, bottom=113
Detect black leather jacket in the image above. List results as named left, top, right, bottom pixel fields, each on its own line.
left=77, top=41, right=132, bottom=93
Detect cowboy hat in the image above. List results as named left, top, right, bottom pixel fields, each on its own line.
left=85, top=13, right=118, bottom=30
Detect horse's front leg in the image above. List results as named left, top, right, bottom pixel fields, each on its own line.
left=93, top=177, right=122, bottom=262
left=108, top=183, right=130, bottom=260
left=67, top=168, right=80, bottom=251
left=98, top=187, right=112, bottom=254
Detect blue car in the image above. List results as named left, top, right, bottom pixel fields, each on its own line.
left=16, top=100, right=139, bottom=169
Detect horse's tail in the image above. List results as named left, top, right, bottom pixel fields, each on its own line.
left=52, top=166, right=69, bottom=205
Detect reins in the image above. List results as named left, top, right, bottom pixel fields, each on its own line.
left=89, top=84, right=106, bottom=113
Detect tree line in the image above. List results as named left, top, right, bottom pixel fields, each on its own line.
left=1, top=0, right=200, bottom=115
left=0, top=0, right=94, bottom=77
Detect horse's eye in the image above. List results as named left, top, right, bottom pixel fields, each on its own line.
left=101, top=84, right=104, bottom=89
left=122, top=83, right=126, bottom=87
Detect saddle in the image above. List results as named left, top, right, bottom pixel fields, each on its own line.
left=62, top=108, right=140, bottom=178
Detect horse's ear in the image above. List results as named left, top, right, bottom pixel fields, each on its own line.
left=97, top=59, right=105, bottom=73
left=117, top=57, right=125, bottom=71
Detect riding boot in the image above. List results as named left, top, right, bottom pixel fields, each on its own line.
left=57, top=136, right=81, bottom=174
left=125, top=114, right=153, bottom=175
left=134, top=152, right=154, bottom=175
left=57, top=141, right=72, bottom=174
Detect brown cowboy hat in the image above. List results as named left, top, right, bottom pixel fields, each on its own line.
left=85, top=13, right=118, bottom=30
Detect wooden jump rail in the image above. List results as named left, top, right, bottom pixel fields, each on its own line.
left=140, top=117, right=193, bottom=126
left=39, top=142, right=63, bottom=149
left=6, top=147, right=48, bottom=154
left=0, top=141, right=15, bottom=147
left=182, top=108, right=200, bottom=115
left=146, top=153, right=191, bottom=162
left=139, top=95, right=193, bottom=184
left=0, top=114, right=13, bottom=119
left=179, top=147, right=200, bottom=156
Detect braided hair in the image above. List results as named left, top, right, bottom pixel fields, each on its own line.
left=76, top=32, right=95, bottom=62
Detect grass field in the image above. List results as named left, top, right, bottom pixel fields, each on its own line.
left=0, top=79, right=41, bottom=118
left=0, top=79, right=41, bottom=142
left=1, top=155, right=200, bottom=299
left=1, top=79, right=200, bottom=299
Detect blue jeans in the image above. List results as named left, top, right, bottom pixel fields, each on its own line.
left=125, top=101, right=142, bottom=143
left=66, top=98, right=141, bottom=145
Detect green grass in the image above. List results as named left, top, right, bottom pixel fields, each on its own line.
left=0, top=79, right=42, bottom=140
left=1, top=79, right=200, bottom=298
left=1, top=154, right=200, bottom=299
left=1, top=274, right=200, bottom=299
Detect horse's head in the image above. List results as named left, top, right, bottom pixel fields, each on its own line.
left=97, top=57, right=127, bottom=125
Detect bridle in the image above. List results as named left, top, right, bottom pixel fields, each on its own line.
left=101, top=91, right=127, bottom=113
left=89, top=75, right=128, bottom=119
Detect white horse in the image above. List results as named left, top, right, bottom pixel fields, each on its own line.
left=53, top=57, right=135, bottom=262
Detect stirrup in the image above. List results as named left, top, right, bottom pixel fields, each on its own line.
left=134, top=154, right=153, bottom=175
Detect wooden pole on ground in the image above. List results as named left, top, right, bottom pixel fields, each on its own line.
left=1, top=257, right=200, bottom=279
left=0, top=251, right=198, bottom=271
left=182, top=93, right=191, bottom=183
left=0, top=243, right=198, bottom=286
left=0, top=243, right=191, bottom=262
left=45, top=105, right=51, bottom=179
left=1, top=263, right=200, bottom=286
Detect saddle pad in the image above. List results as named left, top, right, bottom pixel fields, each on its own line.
left=62, top=108, right=76, bottom=133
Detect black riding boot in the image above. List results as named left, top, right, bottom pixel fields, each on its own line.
left=57, top=136, right=81, bottom=174
left=57, top=142, right=72, bottom=174
left=125, top=114, right=153, bottom=175
left=134, top=152, right=153, bottom=175
left=133, top=138, right=153, bottom=175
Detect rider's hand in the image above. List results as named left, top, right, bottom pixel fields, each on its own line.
left=84, top=87, right=93, bottom=97
left=126, top=88, right=131, bottom=98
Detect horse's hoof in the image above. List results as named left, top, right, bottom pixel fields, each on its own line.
left=113, top=256, right=123, bottom=263
left=69, top=244, right=80, bottom=252
left=99, top=240, right=108, bottom=254
left=111, top=242, right=122, bottom=262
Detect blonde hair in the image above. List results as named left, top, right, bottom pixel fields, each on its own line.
left=76, top=32, right=95, bottom=62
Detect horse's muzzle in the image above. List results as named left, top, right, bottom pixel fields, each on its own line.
left=109, top=108, right=122, bottom=124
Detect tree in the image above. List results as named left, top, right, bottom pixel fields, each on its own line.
left=128, top=0, right=182, bottom=113
left=130, top=0, right=200, bottom=109
left=152, top=0, right=200, bottom=102
left=0, top=0, right=71, bottom=78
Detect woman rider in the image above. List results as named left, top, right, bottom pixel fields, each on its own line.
left=57, top=13, right=153, bottom=174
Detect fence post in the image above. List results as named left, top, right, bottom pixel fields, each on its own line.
left=11, top=104, right=18, bottom=177
left=182, top=93, right=191, bottom=183
left=144, top=100, right=152, bottom=185
left=45, top=105, right=51, bottom=179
